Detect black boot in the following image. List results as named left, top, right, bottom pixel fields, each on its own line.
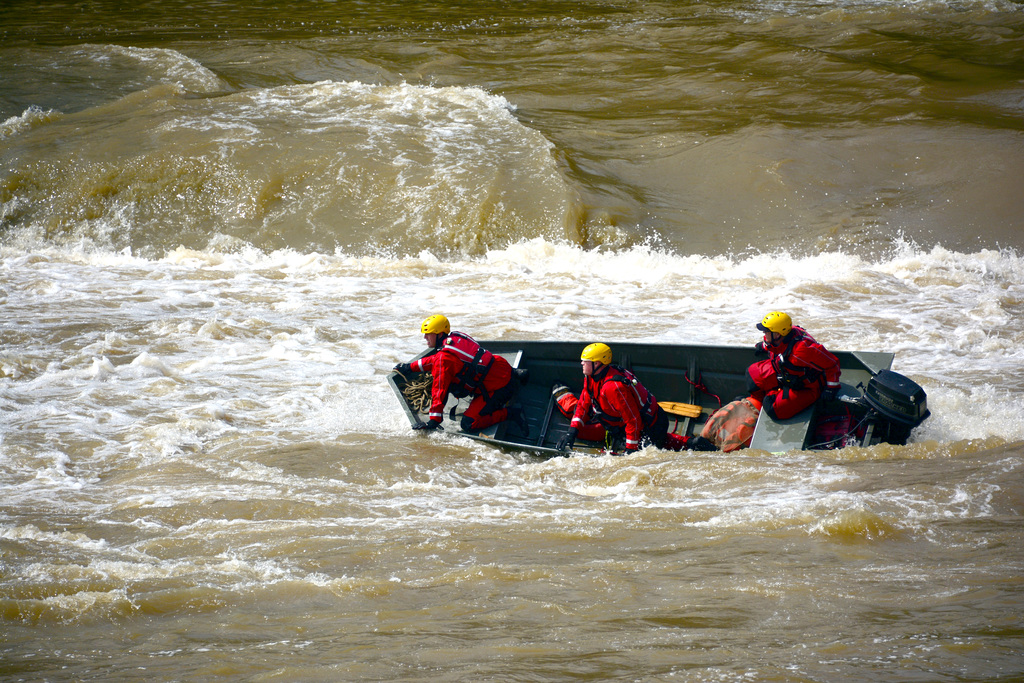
left=551, top=383, right=571, bottom=400
left=688, top=436, right=718, bottom=451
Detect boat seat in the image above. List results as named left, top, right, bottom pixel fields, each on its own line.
left=748, top=403, right=816, bottom=453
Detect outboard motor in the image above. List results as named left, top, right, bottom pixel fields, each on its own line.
left=864, top=370, right=930, bottom=445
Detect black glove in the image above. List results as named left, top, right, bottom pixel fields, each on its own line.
left=822, top=387, right=839, bottom=401
left=754, top=341, right=768, bottom=357
left=393, top=362, right=413, bottom=375
left=777, top=373, right=802, bottom=389
left=413, top=419, right=442, bottom=431
left=556, top=428, right=578, bottom=452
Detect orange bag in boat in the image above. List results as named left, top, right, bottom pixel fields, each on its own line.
left=700, top=397, right=762, bottom=452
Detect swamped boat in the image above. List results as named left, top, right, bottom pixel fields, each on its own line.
left=388, top=341, right=930, bottom=457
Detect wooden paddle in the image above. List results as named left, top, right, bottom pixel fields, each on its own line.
left=659, top=401, right=703, bottom=418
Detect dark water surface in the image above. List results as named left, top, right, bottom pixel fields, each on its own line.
left=4, top=0, right=1023, bottom=256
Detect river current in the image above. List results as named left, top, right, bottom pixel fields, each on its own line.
left=2, top=1, right=1024, bottom=681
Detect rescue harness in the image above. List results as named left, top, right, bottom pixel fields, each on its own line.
left=589, top=365, right=658, bottom=429
left=771, top=327, right=826, bottom=390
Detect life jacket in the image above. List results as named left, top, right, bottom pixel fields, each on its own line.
left=769, top=327, right=826, bottom=390
left=440, top=332, right=495, bottom=398
left=587, top=365, right=658, bottom=429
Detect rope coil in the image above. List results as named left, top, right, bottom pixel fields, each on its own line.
left=398, top=371, right=433, bottom=414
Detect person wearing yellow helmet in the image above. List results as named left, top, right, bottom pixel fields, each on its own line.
left=554, top=343, right=690, bottom=454
left=747, top=311, right=841, bottom=420
left=419, top=313, right=451, bottom=343
left=580, top=342, right=612, bottom=366
left=756, top=310, right=792, bottom=340
left=393, top=315, right=528, bottom=435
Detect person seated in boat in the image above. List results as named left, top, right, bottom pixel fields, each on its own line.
left=393, top=314, right=528, bottom=435
left=554, top=343, right=694, bottom=453
left=747, top=311, right=841, bottom=420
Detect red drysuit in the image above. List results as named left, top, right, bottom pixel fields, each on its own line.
left=557, top=365, right=687, bottom=452
left=747, top=326, right=840, bottom=420
left=411, top=332, right=513, bottom=430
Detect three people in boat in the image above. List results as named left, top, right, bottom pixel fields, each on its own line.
left=393, top=314, right=528, bottom=435
left=396, top=310, right=839, bottom=453
left=746, top=311, right=841, bottom=420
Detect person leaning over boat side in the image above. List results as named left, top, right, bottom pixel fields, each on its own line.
left=555, top=343, right=690, bottom=453
left=393, top=314, right=528, bottom=434
left=746, top=311, right=841, bottom=420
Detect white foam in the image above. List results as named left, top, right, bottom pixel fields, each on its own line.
left=0, top=105, right=62, bottom=141
left=84, top=44, right=228, bottom=94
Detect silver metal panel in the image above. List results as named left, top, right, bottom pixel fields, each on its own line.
left=748, top=405, right=816, bottom=453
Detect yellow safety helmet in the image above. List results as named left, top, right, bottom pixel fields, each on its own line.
left=580, top=342, right=612, bottom=365
left=420, top=314, right=451, bottom=336
left=757, top=311, right=792, bottom=336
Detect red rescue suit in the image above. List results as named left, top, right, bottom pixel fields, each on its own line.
left=747, top=326, right=841, bottom=420
left=559, top=365, right=684, bottom=452
left=410, top=332, right=514, bottom=430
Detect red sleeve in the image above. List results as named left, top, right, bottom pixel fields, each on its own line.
left=603, top=381, right=646, bottom=449
left=412, top=352, right=459, bottom=421
left=570, top=378, right=595, bottom=431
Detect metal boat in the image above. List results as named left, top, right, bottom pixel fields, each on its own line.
left=389, top=341, right=930, bottom=456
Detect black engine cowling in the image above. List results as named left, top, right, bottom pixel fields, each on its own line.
left=864, top=370, right=930, bottom=444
